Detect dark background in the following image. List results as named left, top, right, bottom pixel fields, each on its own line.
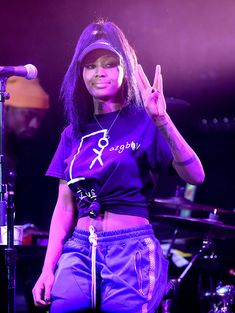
left=1, top=0, right=234, bottom=232
left=1, top=1, right=235, bottom=312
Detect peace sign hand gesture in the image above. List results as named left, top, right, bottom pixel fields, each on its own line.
left=135, top=64, right=205, bottom=186
left=136, top=64, right=168, bottom=126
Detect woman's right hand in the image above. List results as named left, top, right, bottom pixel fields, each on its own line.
left=32, top=270, right=55, bottom=307
left=32, top=181, right=76, bottom=307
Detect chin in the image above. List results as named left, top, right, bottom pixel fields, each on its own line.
left=93, top=92, right=119, bottom=101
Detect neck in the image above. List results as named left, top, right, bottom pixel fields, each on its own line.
left=93, top=97, right=126, bottom=115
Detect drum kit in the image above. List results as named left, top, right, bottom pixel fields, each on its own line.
left=151, top=195, right=235, bottom=313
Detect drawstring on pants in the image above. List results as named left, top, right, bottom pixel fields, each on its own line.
left=89, top=225, right=98, bottom=310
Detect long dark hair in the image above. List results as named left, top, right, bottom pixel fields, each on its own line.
left=60, top=19, right=143, bottom=136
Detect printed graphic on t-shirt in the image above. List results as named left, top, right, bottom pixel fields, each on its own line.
left=67, top=128, right=142, bottom=210
left=69, top=129, right=109, bottom=180
left=67, top=129, right=108, bottom=205
left=68, top=129, right=141, bottom=182
left=109, top=141, right=141, bottom=154
left=67, top=176, right=98, bottom=206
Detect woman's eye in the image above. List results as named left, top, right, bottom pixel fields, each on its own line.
left=84, top=64, right=95, bottom=69
left=105, top=62, right=117, bottom=68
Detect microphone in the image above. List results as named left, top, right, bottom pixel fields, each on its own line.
left=0, top=64, right=38, bottom=80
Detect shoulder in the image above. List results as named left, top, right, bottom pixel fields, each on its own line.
left=61, top=124, right=73, bottom=138
left=60, top=124, right=78, bottom=144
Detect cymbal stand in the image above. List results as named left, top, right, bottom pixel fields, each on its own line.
left=0, top=78, right=7, bottom=225
left=161, top=239, right=212, bottom=313
left=166, top=228, right=179, bottom=260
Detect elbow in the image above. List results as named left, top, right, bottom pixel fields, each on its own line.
left=188, top=170, right=205, bottom=185
left=174, top=160, right=205, bottom=185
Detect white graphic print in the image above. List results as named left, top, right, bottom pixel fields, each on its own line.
left=68, top=131, right=141, bottom=183
left=90, top=133, right=109, bottom=169
left=67, top=176, right=85, bottom=185
left=67, top=177, right=97, bottom=202
left=109, top=141, right=141, bottom=154
left=69, top=130, right=108, bottom=180
left=77, top=188, right=97, bottom=201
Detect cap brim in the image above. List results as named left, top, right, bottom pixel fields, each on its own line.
left=79, top=40, right=121, bottom=62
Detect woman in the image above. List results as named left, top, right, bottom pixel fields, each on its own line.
left=32, top=20, right=205, bottom=312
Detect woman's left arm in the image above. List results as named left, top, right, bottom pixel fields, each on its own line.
left=136, top=64, right=205, bottom=185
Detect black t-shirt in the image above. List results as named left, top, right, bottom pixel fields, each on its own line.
left=46, top=104, right=173, bottom=219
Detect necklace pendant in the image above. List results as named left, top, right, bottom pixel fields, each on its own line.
left=93, top=108, right=122, bottom=142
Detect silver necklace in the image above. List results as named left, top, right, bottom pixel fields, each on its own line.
left=93, top=109, right=122, bottom=142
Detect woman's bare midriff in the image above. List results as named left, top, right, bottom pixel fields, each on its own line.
left=76, top=211, right=149, bottom=232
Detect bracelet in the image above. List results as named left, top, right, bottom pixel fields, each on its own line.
left=174, top=156, right=196, bottom=166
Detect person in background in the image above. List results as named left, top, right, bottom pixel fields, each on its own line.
left=4, top=76, right=49, bottom=222
left=0, top=76, right=49, bottom=312
left=5, top=76, right=49, bottom=148
left=32, top=20, right=205, bottom=312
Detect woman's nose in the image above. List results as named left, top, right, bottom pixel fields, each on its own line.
left=95, top=66, right=105, bottom=77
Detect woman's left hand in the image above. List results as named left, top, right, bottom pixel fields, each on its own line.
left=135, top=64, right=167, bottom=126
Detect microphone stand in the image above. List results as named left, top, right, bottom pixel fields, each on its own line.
left=0, top=77, right=16, bottom=313
left=0, top=78, right=7, bottom=225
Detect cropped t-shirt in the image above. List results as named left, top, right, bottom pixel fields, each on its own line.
left=46, top=104, right=173, bottom=219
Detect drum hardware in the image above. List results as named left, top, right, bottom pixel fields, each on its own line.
left=161, top=236, right=199, bottom=244
left=165, top=228, right=178, bottom=260
left=201, top=291, right=217, bottom=298
left=161, top=239, right=212, bottom=313
left=154, top=214, right=235, bottom=313
left=153, top=197, right=234, bottom=215
left=151, top=214, right=235, bottom=239
left=208, top=283, right=235, bottom=313
left=161, top=279, right=179, bottom=313
left=177, top=239, right=212, bottom=284
left=203, top=252, right=218, bottom=260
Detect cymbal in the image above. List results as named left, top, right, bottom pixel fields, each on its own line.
left=151, top=214, right=235, bottom=239
left=153, top=196, right=233, bottom=215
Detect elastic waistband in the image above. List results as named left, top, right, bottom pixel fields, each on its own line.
left=71, top=224, right=154, bottom=243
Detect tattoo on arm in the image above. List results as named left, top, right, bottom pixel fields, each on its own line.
left=158, top=123, right=182, bottom=152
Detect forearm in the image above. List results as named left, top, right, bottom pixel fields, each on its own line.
left=42, top=181, right=76, bottom=273
left=42, top=209, right=74, bottom=273
left=155, top=113, right=205, bottom=184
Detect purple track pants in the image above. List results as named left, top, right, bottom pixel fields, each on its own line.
left=50, top=224, right=168, bottom=313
